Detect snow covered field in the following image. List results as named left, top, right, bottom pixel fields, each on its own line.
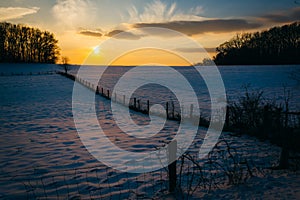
left=0, top=64, right=299, bottom=199
left=72, top=64, right=300, bottom=111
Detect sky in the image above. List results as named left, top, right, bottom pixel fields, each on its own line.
left=0, top=0, right=299, bottom=65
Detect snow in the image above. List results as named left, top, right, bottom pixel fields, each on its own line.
left=200, top=171, right=300, bottom=199
left=0, top=64, right=299, bottom=199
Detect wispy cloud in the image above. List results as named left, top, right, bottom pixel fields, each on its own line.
left=189, top=6, right=204, bottom=16
left=126, top=0, right=208, bottom=23
left=0, top=7, right=39, bottom=21
left=52, top=0, right=94, bottom=30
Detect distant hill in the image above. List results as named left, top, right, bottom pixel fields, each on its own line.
left=0, top=22, right=60, bottom=64
left=213, top=22, right=300, bottom=65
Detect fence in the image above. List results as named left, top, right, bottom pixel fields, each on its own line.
left=59, top=70, right=300, bottom=146
left=58, top=71, right=211, bottom=127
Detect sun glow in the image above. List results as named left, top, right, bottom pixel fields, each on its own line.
left=93, top=46, right=101, bottom=54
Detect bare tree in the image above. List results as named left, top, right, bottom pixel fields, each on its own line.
left=202, top=57, right=215, bottom=66
left=0, top=22, right=59, bottom=63
left=61, top=56, right=70, bottom=74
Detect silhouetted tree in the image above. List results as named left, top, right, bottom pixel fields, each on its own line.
left=0, top=22, right=60, bottom=63
left=214, top=22, right=300, bottom=65
left=61, top=56, right=70, bottom=73
left=193, top=58, right=214, bottom=66
left=201, top=58, right=215, bottom=66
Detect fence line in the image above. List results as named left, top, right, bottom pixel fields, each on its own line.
left=59, top=71, right=300, bottom=130
left=58, top=71, right=209, bottom=126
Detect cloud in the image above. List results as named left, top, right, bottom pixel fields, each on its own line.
left=127, top=0, right=176, bottom=23
left=189, top=6, right=204, bottom=16
left=79, top=30, right=102, bottom=37
left=133, top=19, right=262, bottom=36
left=106, top=29, right=141, bottom=40
left=0, top=7, right=39, bottom=21
left=52, top=0, right=94, bottom=29
left=102, top=18, right=261, bottom=40
left=126, top=0, right=208, bottom=24
left=260, top=7, right=300, bottom=23
left=78, top=28, right=141, bottom=40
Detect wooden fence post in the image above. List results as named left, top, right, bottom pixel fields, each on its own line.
left=171, top=101, right=175, bottom=119
left=147, top=100, right=150, bottom=114
left=107, top=90, right=110, bottom=99
left=190, top=104, right=194, bottom=119
left=101, top=87, right=104, bottom=96
left=134, top=98, right=137, bottom=109
left=166, top=102, right=169, bottom=119
left=137, top=100, right=140, bottom=110
left=123, top=95, right=126, bottom=105
left=168, top=140, right=177, bottom=193
left=96, top=86, right=99, bottom=94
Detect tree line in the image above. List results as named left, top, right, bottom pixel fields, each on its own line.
left=214, top=22, right=300, bottom=65
left=0, top=22, right=60, bottom=64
